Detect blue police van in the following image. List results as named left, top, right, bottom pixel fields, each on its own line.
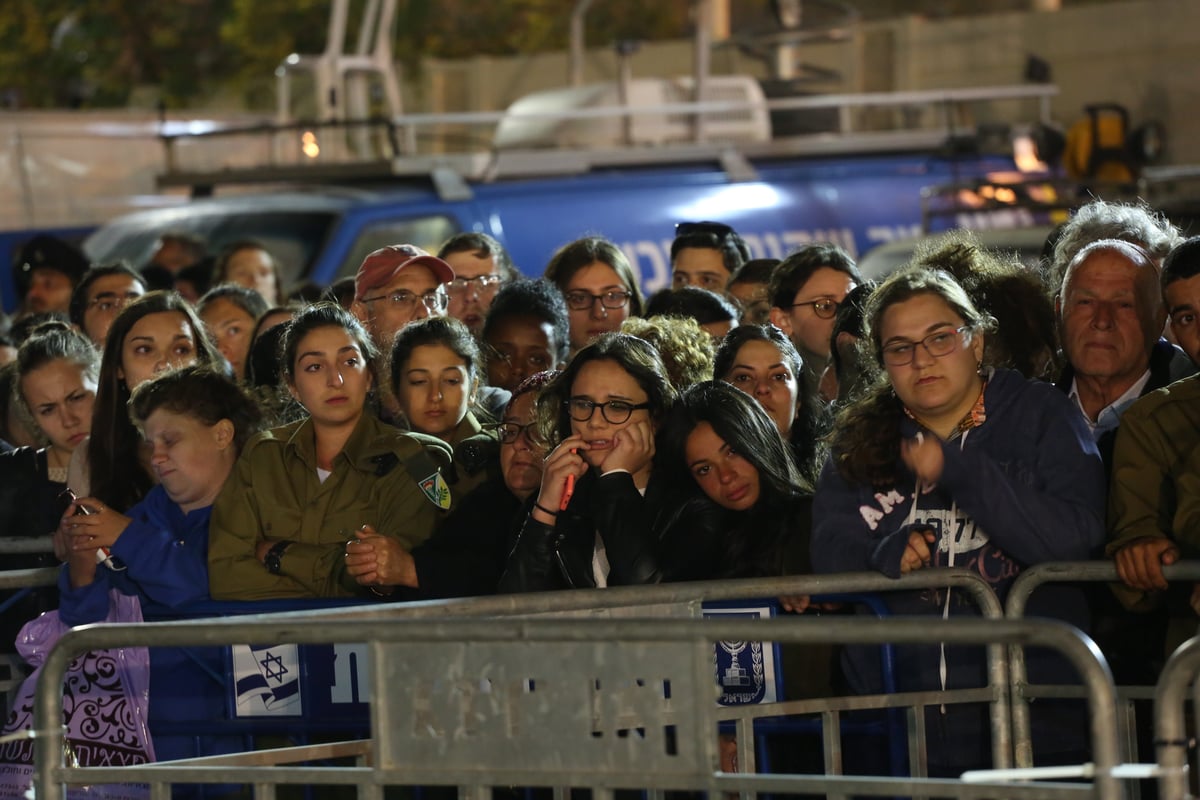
left=78, top=149, right=1031, bottom=298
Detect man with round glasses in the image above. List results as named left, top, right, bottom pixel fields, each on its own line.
left=353, top=244, right=455, bottom=422
left=438, top=233, right=517, bottom=338
left=768, top=243, right=862, bottom=397
left=353, top=244, right=455, bottom=351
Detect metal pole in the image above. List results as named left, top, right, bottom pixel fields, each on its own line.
left=691, top=0, right=711, bottom=144
left=1154, top=635, right=1200, bottom=800
left=1006, top=561, right=1200, bottom=769
left=569, top=0, right=596, bottom=88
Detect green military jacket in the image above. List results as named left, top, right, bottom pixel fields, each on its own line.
left=208, top=413, right=453, bottom=600
left=1106, top=374, right=1200, bottom=611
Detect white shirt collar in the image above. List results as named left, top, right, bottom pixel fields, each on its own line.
left=1068, top=369, right=1151, bottom=439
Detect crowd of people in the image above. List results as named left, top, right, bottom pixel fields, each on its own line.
left=2, top=198, right=1200, bottom=775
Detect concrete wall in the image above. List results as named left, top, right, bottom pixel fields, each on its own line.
left=412, top=0, right=1200, bottom=163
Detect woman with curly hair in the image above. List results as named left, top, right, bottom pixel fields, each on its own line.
left=813, top=262, right=1104, bottom=774
left=620, top=315, right=714, bottom=391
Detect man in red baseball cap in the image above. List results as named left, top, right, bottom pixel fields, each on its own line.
left=353, top=244, right=455, bottom=350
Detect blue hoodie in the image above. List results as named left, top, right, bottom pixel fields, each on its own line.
left=58, top=484, right=211, bottom=626
left=812, top=368, right=1105, bottom=771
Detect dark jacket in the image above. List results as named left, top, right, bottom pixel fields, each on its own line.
left=498, top=470, right=656, bottom=592
left=0, top=446, right=64, bottom=648
left=812, top=368, right=1105, bottom=772
left=405, top=474, right=526, bottom=599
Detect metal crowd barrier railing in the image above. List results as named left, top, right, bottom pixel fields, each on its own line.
left=16, top=569, right=1023, bottom=799
left=0, top=537, right=55, bottom=556
left=1153, top=633, right=1200, bottom=800
left=32, top=613, right=1119, bottom=800
left=1005, top=561, right=1200, bottom=777
left=0, top=567, right=58, bottom=590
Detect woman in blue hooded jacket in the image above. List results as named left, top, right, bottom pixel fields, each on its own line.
left=812, top=257, right=1105, bottom=775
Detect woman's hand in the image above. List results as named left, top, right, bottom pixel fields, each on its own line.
left=901, top=433, right=945, bottom=485
left=900, top=528, right=937, bottom=574
left=55, top=512, right=100, bottom=588
left=344, top=525, right=418, bottom=588
left=602, top=418, right=656, bottom=476
left=533, top=436, right=589, bottom=521
left=61, top=497, right=131, bottom=553
left=779, top=596, right=844, bottom=614
left=779, top=595, right=812, bottom=613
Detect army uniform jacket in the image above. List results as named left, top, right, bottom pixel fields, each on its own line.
left=208, top=413, right=453, bottom=600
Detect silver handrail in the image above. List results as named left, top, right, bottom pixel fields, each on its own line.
left=1005, top=561, right=1200, bottom=770
left=33, top=614, right=1115, bottom=800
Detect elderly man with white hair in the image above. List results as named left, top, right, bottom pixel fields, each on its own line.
left=1054, top=238, right=1193, bottom=469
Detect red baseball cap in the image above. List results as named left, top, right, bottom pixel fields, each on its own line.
left=354, top=244, right=455, bottom=301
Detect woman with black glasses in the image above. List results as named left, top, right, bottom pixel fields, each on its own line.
left=499, top=333, right=676, bottom=592
left=543, top=236, right=645, bottom=357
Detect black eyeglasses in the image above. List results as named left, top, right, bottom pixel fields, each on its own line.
left=675, top=221, right=736, bottom=240
left=361, top=287, right=448, bottom=314
left=446, top=274, right=503, bottom=297
left=880, top=326, right=973, bottom=366
left=790, top=297, right=840, bottom=320
left=563, top=290, right=631, bottom=312
left=565, top=397, right=650, bottom=424
left=494, top=421, right=536, bottom=445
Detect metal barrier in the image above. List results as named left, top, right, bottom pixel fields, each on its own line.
left=0, top=538, right=54, bottom=555
left=1153, top=633, right=1200, bottom=800
left=1006, top=561, right=1200, bottom=770
left=33, top=613, right=1118, bottom=800
left=0, top=567, right=58, bottom=591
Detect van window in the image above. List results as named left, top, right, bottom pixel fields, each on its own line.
left=86, top=211, right=337, bottom=291
left=334, top=216, right=459, bottom=281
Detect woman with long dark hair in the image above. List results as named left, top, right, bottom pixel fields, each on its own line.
left=650, top=380, right=813, bottom=582
left=713, top=323, right=825, bottom=482
left=70, top=291, right=221, bottom=512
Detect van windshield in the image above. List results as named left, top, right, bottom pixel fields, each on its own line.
left=85, top=210, right=337, bottom=290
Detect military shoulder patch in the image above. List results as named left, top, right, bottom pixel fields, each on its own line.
left=418, top=471, right=452, bottom=510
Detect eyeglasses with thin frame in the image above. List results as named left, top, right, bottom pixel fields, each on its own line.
left=87, top=292, right=142, bottom=314
left=880, top=325, right=974, bottom=367
left=563, top=290, right=631, bottom=312
left=565, top=397, right=651, bottom=424
left=490, top=348, right=554, bottom=373
left=446, top=274, right=503, bottom=297
left=362, top=287, right=448, bottom=314
left=790, top=297, right=840, bottom=320
left=494, top=421, right=536, bottom=445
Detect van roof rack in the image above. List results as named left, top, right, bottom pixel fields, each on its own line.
left=156, top=84, right=1059, bottom=200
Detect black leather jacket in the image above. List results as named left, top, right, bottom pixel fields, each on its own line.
left=498, top=470, right=658, bottom=592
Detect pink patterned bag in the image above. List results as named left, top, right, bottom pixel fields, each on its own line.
left=0, top=590, right=155, bottom=800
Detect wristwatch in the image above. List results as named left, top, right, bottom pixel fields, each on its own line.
left=264, top=540, right=294, bottom=575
